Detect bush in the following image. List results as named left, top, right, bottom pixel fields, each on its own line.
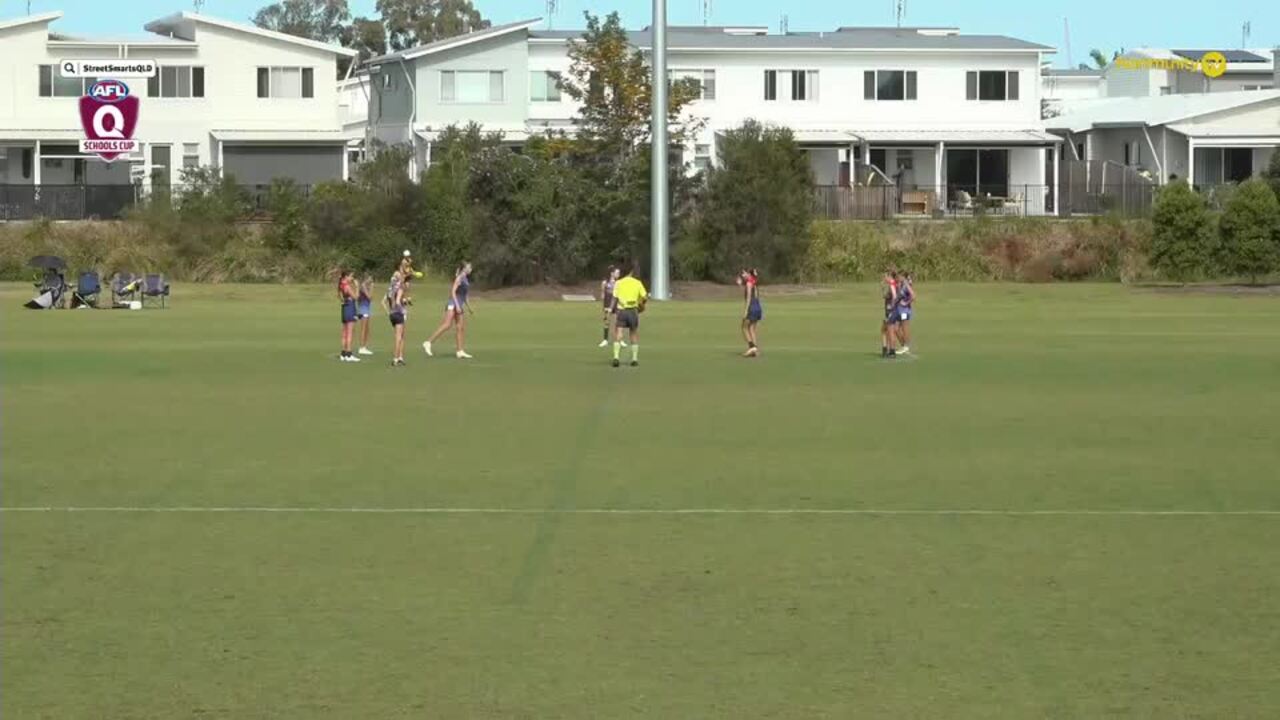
left=1149, top=180, right=1216, bottom=281
left=1218, top=178, right=1280, bottom=283
left=1262, top=150, right=1280, bottom=202
left=684, top=121, right=814, bottom=280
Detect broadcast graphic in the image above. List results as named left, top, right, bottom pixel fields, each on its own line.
left=64, top=60, right=154, bottom=162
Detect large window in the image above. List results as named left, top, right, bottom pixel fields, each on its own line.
left=966, top=70, right=1020, bottom=101
left=764, top=70, right=778, bottom=101
left=256, top=67, right=315, bottom=98
left=441, top=70, right=505, bottom=103
left=530, top=71, right=561, bottom=102
left=148, top=66, right=205, bottom=98
left=38, top=65, right=96, bottom=97
left=864, top=70, right=917, bottom=100
left=672, top=69, right=716, bottom=100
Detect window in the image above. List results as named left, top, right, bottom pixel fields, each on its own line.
left=256, top=66, right=314, bottom=98
left=148, top=66, right=205, bottom=98
left=1124, top=141, right=1140, bottom=167
left=21, top=148, right=32, bottom=179
left=694, top=143, right=712, bottom=172
left=791, top=70, right=818, bottom=101
left=182, top=143, right=200, bottom=170
left=864, top=70, right=917, bottom=100
left=1242, top=84, right=1273, bottom=91
left=1159, top=86, right=1173, bottom=95
left=440, top=70, right=505, bottom=103
left=530, top=71, right=561, bottom=102
left=764, top=70, right=777, bottom=101
left=37, top=65, right=96, bottom=97
left=672, top=69, right=716, bottom=100
left=966, top=70, right=1019, bottom=101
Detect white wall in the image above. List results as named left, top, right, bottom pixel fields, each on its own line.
left=1042, top=75, right=1102, bottom=102
left=807, top=148, right=839, bottom=185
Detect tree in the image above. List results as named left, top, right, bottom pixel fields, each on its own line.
left=1218, top=178, right=1280, bottom=284
left=558, top=12, right=703, bottom=160
left=377, top=0, right=489, bottom=51
left=341, top=17, right=388, bottom=62
left=1263, top=149, right=1280, bottom=202
left=1089, top=48, right=1123, bottom=69
left=1149, top=180, right=1215, bottom=282
left=683, top=121, right=814, bottom=280
left=252, top=0, right=351, bottom=44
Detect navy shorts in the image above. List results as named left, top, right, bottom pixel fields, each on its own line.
left=357, top=298, right=372, bottom=319
left=616, top=308, right=640, bottom=330
left=898, top=307, right=913, bottom=322
left=747, top=301, right=763, bottom=323
left=884, top=307, right=899, bottom=325
left=603, top=295, right=615, bottom=312
left=389, top=311, right=405, bottom=327
left=341, top=300, right=357, bottom=324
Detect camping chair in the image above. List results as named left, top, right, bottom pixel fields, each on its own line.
left=141, top=274, right=170, bottom=308
left=950, top=190, right=974, bottom=215
left=71, top=271, right=102, bottom=308
left=112, top=272, right=140, bottom=306
left=24, top=269, right=68, bottom=310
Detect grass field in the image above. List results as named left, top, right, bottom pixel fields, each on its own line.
left=3, top=280, right=1279, bottom=718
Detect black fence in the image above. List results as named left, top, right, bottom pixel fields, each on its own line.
left=0, top=183, right=317, bottom=221
left=814, top=181, right=1167, bottom=221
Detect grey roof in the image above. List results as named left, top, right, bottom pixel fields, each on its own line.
left=1172, top=49, right=1268, bottom=63
left=366, top=18, right=540, bottom=64
left=1043, top=68, right=1102, bottom=77
left=530, top=25, right=1052, bottom=51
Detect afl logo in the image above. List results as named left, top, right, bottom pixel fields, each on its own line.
left=78, top=77, right=140, bottom=162
left=87, top=79, right=131, bottom=102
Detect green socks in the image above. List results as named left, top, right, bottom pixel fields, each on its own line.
left=631, top=344, right=639, bottom=362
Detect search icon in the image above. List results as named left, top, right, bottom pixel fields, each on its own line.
left=62, top=61, right=77, bottom=76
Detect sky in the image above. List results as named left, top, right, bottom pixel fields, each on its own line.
left=5, top=0, right=1277, bottom=69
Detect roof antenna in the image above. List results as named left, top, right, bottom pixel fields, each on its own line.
left=545, top=0, right=558, bottom=29
left=780, top=14, right=789, bottom=34
left=1241, top=20, right=1251, bottom=49
left=193, top=0, right=206, bottom=11
left=1063, top=17, right=1073, bottom=68
left=701, top=0, right=713, bottom=26
left=894, top=0, right=906, bottom=27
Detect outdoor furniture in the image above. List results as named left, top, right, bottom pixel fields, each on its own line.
left=950, top=190, right=974, bottom=214
left=141, top=274, right=170, bottom=308
left=112, top=272, right=140, bottom=306
left=901, top=190, right=933, bottom=216
left=1004, top=193, right=1024, bottom=216
left=72, top=271, right=102, bottom=308
left=25, top=268, right=68, bottom=310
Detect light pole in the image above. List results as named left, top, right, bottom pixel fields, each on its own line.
left=650, top=0, right=670, bottom=299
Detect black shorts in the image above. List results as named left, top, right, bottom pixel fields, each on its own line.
left=616, top=308, right=640, bottom=330
left=389, top=311, right=405, bottom=327
left=603, top=295, right=615, bottom=313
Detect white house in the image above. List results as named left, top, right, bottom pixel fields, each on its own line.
left=1042, top=68, right=1103, bottom=114
left=0, top=10, right=356, bottom=217
left=1102, top=48, right=1277, bottom=97
left=362, top=21, right=1063, bottom=215
left=1047, top=90, right=1280, bottom=187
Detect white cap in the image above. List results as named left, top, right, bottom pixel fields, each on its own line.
left=403, top=250, right=412, bottom=257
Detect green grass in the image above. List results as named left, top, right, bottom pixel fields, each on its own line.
left=3, top=281, right=1279, bottom=718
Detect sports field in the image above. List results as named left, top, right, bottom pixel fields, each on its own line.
left=3, top=281, right=1279, bottom=718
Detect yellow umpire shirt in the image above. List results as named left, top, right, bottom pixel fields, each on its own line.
left=613, top=276, right=648, bottom=309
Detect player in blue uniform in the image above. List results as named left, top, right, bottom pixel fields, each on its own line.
left=896, top=270, right=915, bottom=355
left=599, top=266, right=621, bottom=348
left=423, top=262, right=474, bottom=359
left=738, top=268, right=763, bottom=357
left=880, top=269, right=900, bottom=359
left=337, top=270, right=360, bottom=362
left=355, top=274, right=375, bottom=357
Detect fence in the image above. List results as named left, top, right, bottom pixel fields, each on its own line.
left=815, top=185, right=1056, bottom=220
left=0, top=183, right=315, bottom=221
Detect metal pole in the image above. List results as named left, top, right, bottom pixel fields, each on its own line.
left=650, top=0, right=670, bottom=299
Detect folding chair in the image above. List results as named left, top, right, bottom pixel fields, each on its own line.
left=72, top=271, right=102, bottom=308
left=25, top=270, right=68, bottom=310
left=112, top=272, right=140, bottom=306
left=141, top=274, right=171, bottom=308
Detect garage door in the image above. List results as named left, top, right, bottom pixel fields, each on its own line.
left=222, top=145, right=343, bottom=186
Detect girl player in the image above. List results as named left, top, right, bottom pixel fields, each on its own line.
left=423, top=262, right=474, bottom=359
left=599, top=265, right=621, bottom=348
left=880, top=269, right=900, bottom=359
left=738, top=268, right=763, bottom=357
left=356, top=274, right=375, bottom=356
left=337, top=269, right=360, bottom=362
left=386, top=267, right=408, bottom=366
left=897, top=270, right=915, bottom=355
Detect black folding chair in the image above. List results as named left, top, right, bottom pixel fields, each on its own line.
left=141, top=274, right=170, bottom=308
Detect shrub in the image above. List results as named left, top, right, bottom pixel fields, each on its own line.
left=685, top=121, right=814, bottom=280
left=1218, top=178, right=1280, bottom=283
left=1149, top=180, right=1216, bottom=282
left=1262, top=150, right=1280, bottom=201
left=264, top=178, right=309, bottom=253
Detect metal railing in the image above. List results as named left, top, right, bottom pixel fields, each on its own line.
left=0, top=183, right=316, bottom=220
left=814, top=180, right=1171, bottom=220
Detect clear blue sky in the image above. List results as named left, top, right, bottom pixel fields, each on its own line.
left=7, top=0, right=1278, bottom=69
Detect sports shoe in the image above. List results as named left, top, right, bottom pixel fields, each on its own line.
left=339, top=354, right=349, bottom=362
left=456, top=350, right=473, bottom=359
left=598, top=339, right=609, bottom=348
left=898, top=346, right=910, bottom=355
left=621, top=341, right=629, bottom=348
left=348, top=354, right=361, bottom=363
left=612, top=359, right=620, bottom=368
left=630, top=360, right=639, bottom=367
left=358, top=347, right=374, bottom=356
left=422, top=341, right=433, bottom=357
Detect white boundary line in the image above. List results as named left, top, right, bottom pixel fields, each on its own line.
left=1, top=507, right=1278, bottom=516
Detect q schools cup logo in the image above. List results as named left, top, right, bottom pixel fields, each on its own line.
left=78, top=79, right=139, bottom=162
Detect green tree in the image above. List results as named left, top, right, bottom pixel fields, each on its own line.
left=684, top=121, right=814, bottom=280
left=1262, top=149, right=1280, bottom=202
left=252, top=0, right=351, bottom=43
left=1218, top=178, right=1280, bottom=284
left=1149, top=180, right=1216, bottom=282
left=376, top=0, right=489, bottom=51
left=418, top=124, right=503, bottom=269
left=558, top=12, right=703, bottom=160
left=1089, top=48, right=1124, bottom=69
